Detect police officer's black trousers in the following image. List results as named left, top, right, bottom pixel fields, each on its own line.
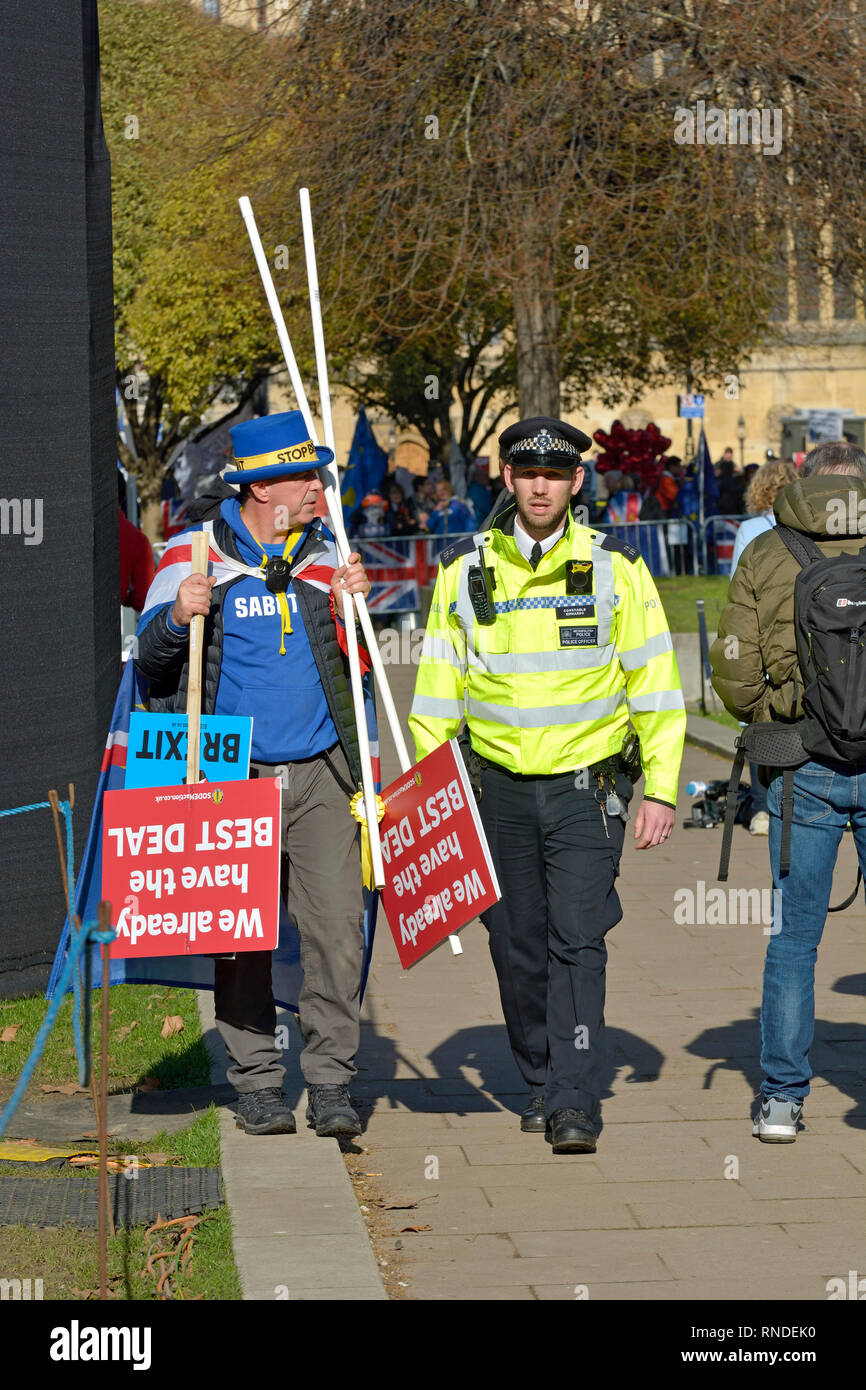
left=478, top=761, right=630, bottom=1121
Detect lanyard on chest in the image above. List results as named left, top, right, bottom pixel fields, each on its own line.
left=241, top=515, right=305, bottom=655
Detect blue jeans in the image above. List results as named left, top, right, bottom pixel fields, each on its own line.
left=749, top=760, right=768, bottom=814
left=763, top=759, right=866, bottom=1101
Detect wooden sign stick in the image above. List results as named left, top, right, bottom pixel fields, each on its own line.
left=186, top=531, right=209, bottom=785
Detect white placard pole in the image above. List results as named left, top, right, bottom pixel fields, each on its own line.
left=238, top=195, right=385, bottom=890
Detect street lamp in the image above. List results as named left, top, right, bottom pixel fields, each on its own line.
left=737, top=415, right=746, bottom=470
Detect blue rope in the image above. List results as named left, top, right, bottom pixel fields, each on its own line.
left=0, top=796, right=83, bottom=1079
left=0, top=800, right=54, bottom=817
left=0, top=921, right=115, bottom=1141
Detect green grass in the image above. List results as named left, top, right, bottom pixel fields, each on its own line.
left=0, top=1107, right=242, bottom=1299
left=115, top=1104, right=222, bottom=1166
left=0, top=1207, right=240, bottom=1301
left=0, top=984, right=210, bottom=1093
left=654, top=575, right=731, bottom=634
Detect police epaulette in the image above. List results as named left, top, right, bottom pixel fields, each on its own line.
left=596, top=533, right=641, bottom=563
left=439, top=535, right=477, bottom=568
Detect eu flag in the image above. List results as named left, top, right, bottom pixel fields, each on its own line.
left=341, top=408, right=388, bottom=520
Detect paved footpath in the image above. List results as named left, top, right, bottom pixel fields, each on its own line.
left=351, top=660, right=866, bottom=1301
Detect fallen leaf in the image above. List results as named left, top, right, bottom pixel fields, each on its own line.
left=40, top=1082, right=88, bottom=1096
left=400, top=1225, right=432, bottom=1233
left=115, top=1022, right=138, bottom=1042
left=160, top=1015, right=184, bottom=1039
left=0, top=1025, right=21, bottom=1042
left=136, top=1075, right=160, bottom=1091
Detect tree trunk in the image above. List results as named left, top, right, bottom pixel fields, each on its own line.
left=139, top=498, right=163, bottom=545
left=513, top=276, right=561, bottom=418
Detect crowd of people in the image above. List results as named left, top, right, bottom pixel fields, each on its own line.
left=345, top=441, right=793, bottom=543
left=346, top=465, right=506, bottom=538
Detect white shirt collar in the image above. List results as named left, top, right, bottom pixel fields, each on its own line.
left=513, top=516, right=566, bottom=563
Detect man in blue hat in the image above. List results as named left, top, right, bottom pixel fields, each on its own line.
left=135, top=410, right=373, bottom=1138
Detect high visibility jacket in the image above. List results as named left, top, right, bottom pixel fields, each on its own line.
left=409, top=500, right=686, bottom=804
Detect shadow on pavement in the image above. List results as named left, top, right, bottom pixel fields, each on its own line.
left=319, top=1017, right=667, bottom=1134
left=686, top=1002, right=866, bottom=1128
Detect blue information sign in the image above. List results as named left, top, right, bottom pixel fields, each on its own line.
left=678, top=393, right=705, bottom=419
left=125, top=713, right=253, bottom=789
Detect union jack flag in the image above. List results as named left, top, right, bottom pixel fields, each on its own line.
left=708, top=517, right=742, bottom=576
left=162, top=496, right=189, bottom=540
left=357, top=537, right=450, bottom=612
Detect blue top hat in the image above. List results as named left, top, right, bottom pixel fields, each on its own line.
left=224, top=410, right=334, bottom=484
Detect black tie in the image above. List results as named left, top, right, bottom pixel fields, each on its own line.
left=529, top=541, right=543, bottom=571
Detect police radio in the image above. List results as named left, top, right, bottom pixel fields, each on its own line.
left=467, top=546, right=496, bottom=625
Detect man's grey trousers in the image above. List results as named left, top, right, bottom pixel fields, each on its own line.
left=214, top=745, right=366, bottom=1093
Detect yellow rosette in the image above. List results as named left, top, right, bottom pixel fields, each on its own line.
left=349, top=790, right=386, bottom=889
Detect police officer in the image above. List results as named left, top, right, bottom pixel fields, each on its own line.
left=409, top=417, right=686, bottom=1153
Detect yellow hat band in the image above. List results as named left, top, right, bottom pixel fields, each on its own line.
left=232, top=440, right=319, bottom=471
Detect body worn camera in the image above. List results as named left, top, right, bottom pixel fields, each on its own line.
left=265, top=557, right=291, bottom=593
left=565, top=559, right=593, bottom=595
left=468, top=546, right=496, bottom=625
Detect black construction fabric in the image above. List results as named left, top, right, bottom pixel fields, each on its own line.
left=776, top=524, right=866, bottom=763
left=134, top=518, right=363, bottom=787
left=0, top=1167, right=223, bottom=1229
left=0, top=2, right=117, bottom=996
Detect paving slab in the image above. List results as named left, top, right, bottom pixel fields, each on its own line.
left=197, top=991, right=386, bottom=1301
left=356, top=705, right=866, bottom=1301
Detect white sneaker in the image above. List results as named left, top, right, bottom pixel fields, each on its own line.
left=750, top=811, right=770, bottom=836
left=752, top=1094, right=803, bottom=1143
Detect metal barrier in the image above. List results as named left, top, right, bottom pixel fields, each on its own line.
left=591, top=517, right=700, bottom=578
left=353, top=519, right=702, bottom=612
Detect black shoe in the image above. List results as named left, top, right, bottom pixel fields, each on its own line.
left=306, top=1083, right=362, bottom=1138
left=520, top=1095, right=547, bottom=1133
left=234, top=1086, right=296, bottom=1135
left=545, top=1108, right=598, bottom=1154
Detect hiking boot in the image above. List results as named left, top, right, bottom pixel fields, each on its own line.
left=306, top=1083, right=362, bottom=1138
left=234, top=1087, right=296, bottom=1135
left=752, top=1093, right=803, bottom=1143
left=545, top=1108, right=598, bottom=1154
left=750, top=811, right=770, bottom=836
left=520, top=1095, right=547, bottom=1133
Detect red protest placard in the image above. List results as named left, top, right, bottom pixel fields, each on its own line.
left=102, top=778, right=281, bottom=959
left=379, top=740, right=500, bottom=968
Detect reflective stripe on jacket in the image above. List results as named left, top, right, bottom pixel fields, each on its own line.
left=409, top=500, right=686, bottom=803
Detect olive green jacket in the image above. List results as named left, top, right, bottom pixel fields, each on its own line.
left=710, top=475, right=866, bottom=723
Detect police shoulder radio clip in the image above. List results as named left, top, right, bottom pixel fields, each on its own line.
left=467, top=545, right=496, bottom=625
left=566, top=559, right=593, bottom=595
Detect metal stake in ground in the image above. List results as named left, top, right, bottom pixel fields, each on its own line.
left=98, top=898, right=114, bottom=1299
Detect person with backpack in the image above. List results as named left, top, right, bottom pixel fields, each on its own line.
left=728, top=458, right=797, bottom=836
left=709, top=441, right=866, bottom=1143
